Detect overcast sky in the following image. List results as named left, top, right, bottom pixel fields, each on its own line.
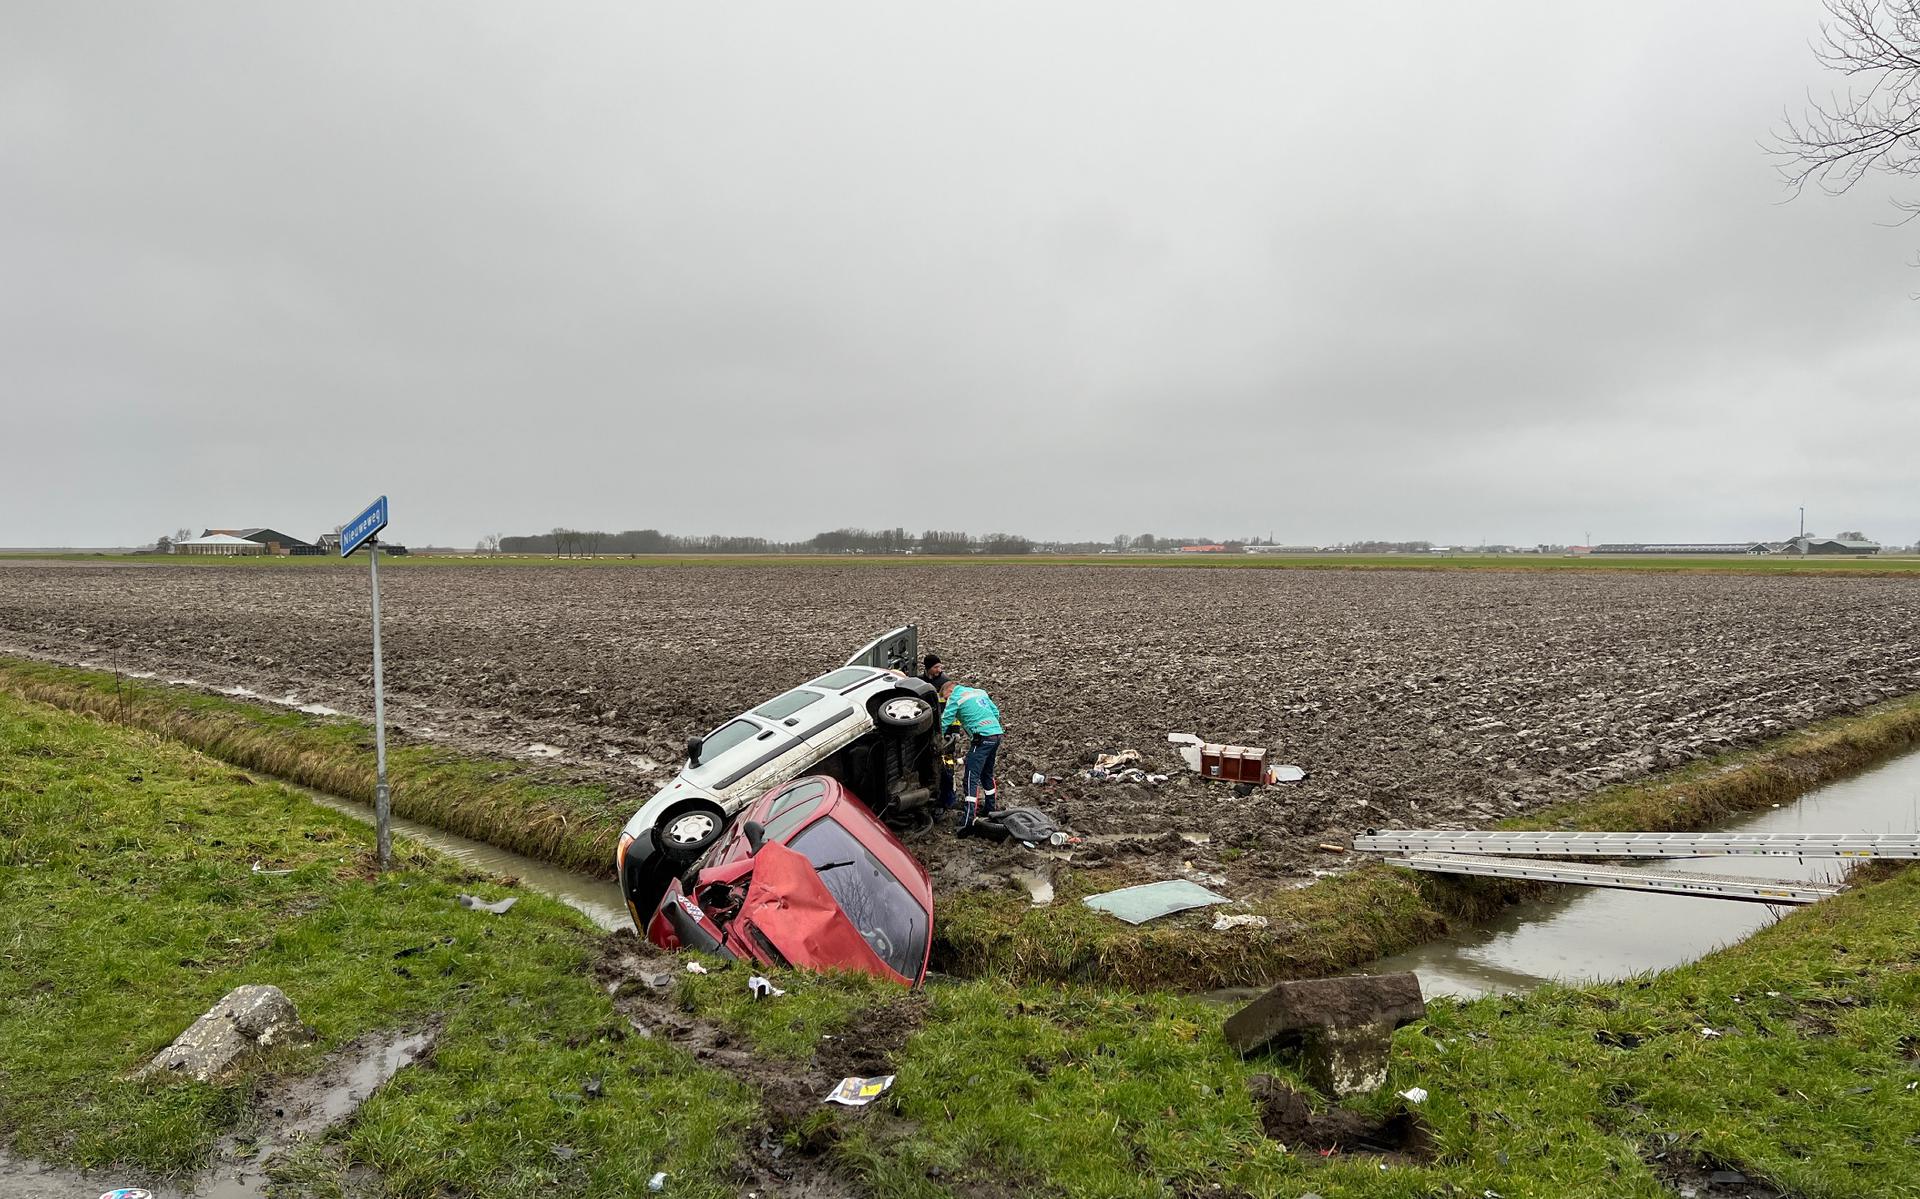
left=4, top=2, right=1914, bottom=548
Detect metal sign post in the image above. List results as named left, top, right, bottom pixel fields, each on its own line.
left=341, top=496, right=393, bottom=871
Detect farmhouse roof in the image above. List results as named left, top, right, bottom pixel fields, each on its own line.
left=179, top=533, right=259, bottom=546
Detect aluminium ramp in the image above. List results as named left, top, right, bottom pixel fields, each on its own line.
left=1354, top=830, right=1920, bottom=860
left=1386, top=852, right=1842, bottom=905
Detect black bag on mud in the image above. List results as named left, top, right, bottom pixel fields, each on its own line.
left=968, top=806, right=1060, bottom=846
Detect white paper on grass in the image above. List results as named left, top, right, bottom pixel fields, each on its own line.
left=824, top=1075, right=896, bottom=1106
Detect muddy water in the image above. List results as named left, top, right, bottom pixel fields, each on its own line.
left=1365, top=750, right=1920, bottom=1000
left=296, top=788, right=630, bottom=932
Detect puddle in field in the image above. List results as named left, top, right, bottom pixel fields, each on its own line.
left=1363, top=750, right=1920, bottom=999
left=1013, top=865, right=1055, bottom=906
left=294, top=786, right=629, bottom=932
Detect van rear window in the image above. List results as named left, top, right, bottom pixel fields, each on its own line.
left=809, top=668, right=874, bottom=690
left=754, top=689, right=823, bottom=720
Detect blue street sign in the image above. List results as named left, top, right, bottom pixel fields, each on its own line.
left=340, top=495, right=389, bottom=558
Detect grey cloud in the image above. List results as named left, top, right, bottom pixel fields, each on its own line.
left=3, top=1, right=1915, bottom=548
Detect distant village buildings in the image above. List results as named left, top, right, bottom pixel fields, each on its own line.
left=168, top=526, right=402, bottom=557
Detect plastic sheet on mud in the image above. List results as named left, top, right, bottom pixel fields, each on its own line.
left=1082, top=878, right=1231, bottom=924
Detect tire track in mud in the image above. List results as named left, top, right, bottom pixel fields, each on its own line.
left=595, top=930, right=926, bottom=1198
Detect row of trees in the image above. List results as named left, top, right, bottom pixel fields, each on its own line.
left=487, top=527, right=1042, bottom=556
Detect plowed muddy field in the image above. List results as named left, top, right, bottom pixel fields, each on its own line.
left=4, top=560, right=1918, bottom=891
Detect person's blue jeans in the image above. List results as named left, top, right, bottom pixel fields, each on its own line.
left=960, top=733, right=1001, bottom=829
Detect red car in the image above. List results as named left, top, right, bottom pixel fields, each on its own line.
left=638, top=775, right=934, bottom=986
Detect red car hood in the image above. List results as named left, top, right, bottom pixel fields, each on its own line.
left=724, top=841, right=900, bottom=982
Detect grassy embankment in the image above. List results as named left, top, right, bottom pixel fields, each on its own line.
left=8, top=550, right=1920, bottom=575
left=8, top=653, right=1920, bottom=990
left=4, top=692, right=1917, bottom=1197
left=0, top=655, right=629, bottom=878
left=0, top=692, right=755, bottom=1196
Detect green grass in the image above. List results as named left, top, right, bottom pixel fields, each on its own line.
left=0, top=657, right=631, bottom=877
left=5, top=691, right=1919, bottom=1197
left=674, top=868, right=1920, bottom=1199
left=0, top=692, right=755, bottom=1195
left=9, top=551, right=1920, bottom=575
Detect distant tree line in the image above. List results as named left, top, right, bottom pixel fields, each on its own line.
left=491, top=526, right=1042, bottom=556
left=488, top=526, right=1470, bottom=557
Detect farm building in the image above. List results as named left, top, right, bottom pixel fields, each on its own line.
left=174, top=533, right=265, bottom=556
left=1177, top=544, right=1233, bottom=554
left=204, top=528, right=321, bottom=556
left=1591, top=543, right=1770, bottom=555
left=316, top=531, right=342, bottom=554
left=1786, top=536, right=1881, bottom=556
left=1245, top=545, right=1325, bottom=554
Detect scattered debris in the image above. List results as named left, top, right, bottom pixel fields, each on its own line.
left=961, top=806, right=1064, bottom=846
left=250, top=860, right=295, bottom=876
left=824, top=1074, right=896, bottom=1106
left=1397, top=1087, right=1428, bottom=1104
left=748, top=975, right=786, bottom=999
left=648, top=1171, right=668, bottom=1191
left=1225, top=973, right=1427, bottom=1099
left=99, top=1189, right=152, bottom=1199
left=685, top=961, right=710, bottom=975
left=1268, top=764, right=1307, bottom=783
left=1317, top=843, right=1349, bottom=854
left=456, top=894, right=518, bottom=915
left=1094, top=749, right=1143, bottom=771
left=1083, top=879, right=1232, bottom=925
left=1211, top=913, right=1269, bottom=932
left=137, top=984, right=313, bottom=1083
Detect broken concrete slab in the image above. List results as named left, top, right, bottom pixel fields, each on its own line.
left=1224, top=973, right=1426, bottom=1098
left=137, top=984, right=312, bottom=1083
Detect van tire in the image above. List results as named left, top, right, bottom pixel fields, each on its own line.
left=873, top=693, right=935, bottom=736
left=654, top=800, right=727, bottom=864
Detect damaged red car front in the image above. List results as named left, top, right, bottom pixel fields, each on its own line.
left=645, top=775, right=934, bottom=986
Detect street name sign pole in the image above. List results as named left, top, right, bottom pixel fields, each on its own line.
left=340, top=496, right=392, bottom=870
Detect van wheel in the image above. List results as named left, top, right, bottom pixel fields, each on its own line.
left=874, top=693, right=935, bottom=736
left=654, top=801, right=727, bottom=864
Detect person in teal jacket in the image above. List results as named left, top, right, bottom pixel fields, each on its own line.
left=937, top=678, right=1003, bottom=832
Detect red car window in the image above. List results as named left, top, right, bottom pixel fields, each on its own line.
left=785, top=817, right=929, bottom=982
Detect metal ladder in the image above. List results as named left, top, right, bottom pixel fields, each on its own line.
left=1353, top=830, right=1920, bottom=859
left=1383, top=852, right=1843, bottom=905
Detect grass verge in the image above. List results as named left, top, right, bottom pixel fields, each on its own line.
left=0, top=691, right=755, bottom=1196
left=682, top=864, right=1920, bottom=1198
left=7, top=692, right=1918, bottom=1197
left=0, top=655, right=630, bottom=877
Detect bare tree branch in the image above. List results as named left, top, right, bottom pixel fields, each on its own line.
left=1771, top=0, right=1920, bottom=196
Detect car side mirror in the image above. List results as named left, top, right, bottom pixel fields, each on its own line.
left=686, top=736, right=704, bottom=767
left=743, top=821, right=767, bottom=853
